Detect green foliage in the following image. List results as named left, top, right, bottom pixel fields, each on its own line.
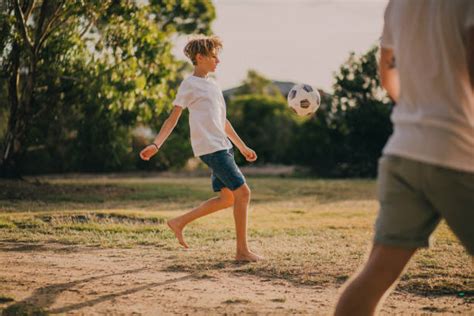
left=225, top=70, right=297, bottom=165
left=292, top=46, right=393, bottom=177
left=135, top=109, right=193, bottom=171
left=234, top=70, right=284, bottom=99
left=330, top=46, right=394, bottom=177
left=290, top=103, right=341, bottom=175
left=1, top=0, right=215, bottom=174
left=228, top=95, right=297, bottom=164
left=2, top=1, right=392, bottom=177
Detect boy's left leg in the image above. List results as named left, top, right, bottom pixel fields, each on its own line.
left=167, top=188, right=234, bottom=248
left=334, top=244, right=416, bottom=316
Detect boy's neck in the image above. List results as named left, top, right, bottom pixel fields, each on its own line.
left=193, top=67, right=209, bottom=78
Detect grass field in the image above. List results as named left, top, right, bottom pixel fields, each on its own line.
left=0, top=176, right=472, bottom=314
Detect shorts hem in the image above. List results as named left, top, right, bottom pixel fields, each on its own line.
left=213, top=180, right=246, bottom=192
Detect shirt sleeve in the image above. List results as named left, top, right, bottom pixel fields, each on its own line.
left=380, top=0, right=394, bottom=49
left=173, top=80, right=193, bottom=109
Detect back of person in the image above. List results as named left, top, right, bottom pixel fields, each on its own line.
left=335, top=3, right=473, bottom=314
left=381, top=0, right=474, bottom=172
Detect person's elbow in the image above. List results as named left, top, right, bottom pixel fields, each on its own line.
left=380, top=71, right=393, bottom=93
left=379, top=47, right=399, bottom=102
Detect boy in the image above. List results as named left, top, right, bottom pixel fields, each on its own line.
left=335, top=1, right=474, bottom=315
left=140, top=35, right=263, bottom=262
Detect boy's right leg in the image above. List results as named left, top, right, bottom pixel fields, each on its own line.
left=232, top=183, right=263, bottom=262
left=335, top=155, right=436, bottom=315
left=167, top=188, right=234, bottom=248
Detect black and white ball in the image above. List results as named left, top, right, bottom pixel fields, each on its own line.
left=287, top=84, right=320, bottom=116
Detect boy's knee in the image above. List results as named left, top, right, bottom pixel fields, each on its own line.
left=233, top=184, right=251, bottom=200
left=219, top=189, right=234, bottom=207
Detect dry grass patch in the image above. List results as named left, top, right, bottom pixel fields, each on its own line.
left=0, top=176, right=472, bottom=300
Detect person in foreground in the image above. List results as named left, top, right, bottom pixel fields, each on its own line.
left=335, top=1, right=474, bottom=315
left=139, top=35, right=263, bottom=262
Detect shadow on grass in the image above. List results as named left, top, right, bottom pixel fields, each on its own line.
left=0, top=242, right=49, bottom=252
left=0, top=180, right=134, bottom=204
left=2, top=302, right=48, bottom=316
left=164, top=259, right=253, bottom=275
left=1, top=267, right=197, bottom=315
left=0, top=241, right=84, bottom=253
left=0, top=179, right=211, bottom=208
left=47, top=274, right=195, bottom=314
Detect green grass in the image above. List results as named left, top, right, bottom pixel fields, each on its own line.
left=0, top=176, right=472, bottom=297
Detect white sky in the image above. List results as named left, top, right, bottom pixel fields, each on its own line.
left=173, top=0, right=389, bottom=92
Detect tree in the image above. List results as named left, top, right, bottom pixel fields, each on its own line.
left=223, top=70, right=296, bottom=164
left=331, top=45, right=394, bottom=177
left=234, top=70, right=284, bottom=99
left=0, top=0, right=215, bottom=177
left=293, top=46, right=394, bottom=177
left=228, top=95, right=297, bottom=165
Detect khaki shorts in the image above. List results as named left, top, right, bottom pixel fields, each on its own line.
left=375, top=155, right=474, bottom=255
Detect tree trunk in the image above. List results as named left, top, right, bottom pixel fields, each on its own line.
left=0, top=41, right=34, bottom=179
left=1, top=0, right=60, bottom=178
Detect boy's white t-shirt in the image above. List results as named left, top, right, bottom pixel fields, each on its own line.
left=381, top=0, right=474, bottom=172
left=173, top=75, right=232, bottom=157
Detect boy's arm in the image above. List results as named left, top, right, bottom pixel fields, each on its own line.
left=379, top=47, right=400, bottom=103
left=225, top=119, right=257, bottom=162
left=139, top=106, right=183, bottom=161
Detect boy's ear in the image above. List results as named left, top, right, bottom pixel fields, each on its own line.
left=195, top=53, right=204, bottom=64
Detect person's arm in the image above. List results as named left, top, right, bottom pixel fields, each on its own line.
left=467, top=27, right=474, bottom=90
left=225, top=119, right=257, bottom=162
left=379, top=47, right=400, bottom=103
left=139, top=106, right=183, bottom=161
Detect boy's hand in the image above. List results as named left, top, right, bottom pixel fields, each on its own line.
left=139, top=144, right=159, bottom=161
left=241, top=146, right=257, bottom=162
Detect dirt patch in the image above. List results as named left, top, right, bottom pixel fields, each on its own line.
left=0, top=242, right=471, bottom=315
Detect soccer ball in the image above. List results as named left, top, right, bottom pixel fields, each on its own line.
left=287, top=84, right=320, bottom=116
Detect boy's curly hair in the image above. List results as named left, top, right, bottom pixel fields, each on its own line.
left=183, top=35, right=223, bottom=65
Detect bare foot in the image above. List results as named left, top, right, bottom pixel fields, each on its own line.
left=167, top=219, right=189, bottom=249
left=235, top=251, right=264, bottom=262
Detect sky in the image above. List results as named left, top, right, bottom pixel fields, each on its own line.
left=173, top=0, right=389, bottom=92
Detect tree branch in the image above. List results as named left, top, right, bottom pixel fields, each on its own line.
left=33, top=0, right=49, bottom=47
left=37, top=11, right=72, bottom=52
left=24, top=0, right=36, bottom=20
left=13, top=0, right=34, bottom=55
left=36, top=2, right=75, bottom=53
left=79, top=14, right=97, bottom=39
left=34, top=0, right=63, bottom=53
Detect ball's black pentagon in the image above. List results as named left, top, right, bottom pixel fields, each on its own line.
left=300, top=99, right=310, bottom=108
left=288, top=89, right=297, bottom=100
left=302, top=84, right=313, bottom=93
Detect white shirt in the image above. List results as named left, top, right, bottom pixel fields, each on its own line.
left=381, top=0, right=474, bottom=172
left=173, top=76, right=232, bottom=157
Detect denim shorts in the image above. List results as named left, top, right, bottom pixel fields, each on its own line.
left=199, top=148, right=246, bottom=192
left=375, top=155, right=474, bottom=255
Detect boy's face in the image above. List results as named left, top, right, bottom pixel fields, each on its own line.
left=196, top=49, right=220, bottom=72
